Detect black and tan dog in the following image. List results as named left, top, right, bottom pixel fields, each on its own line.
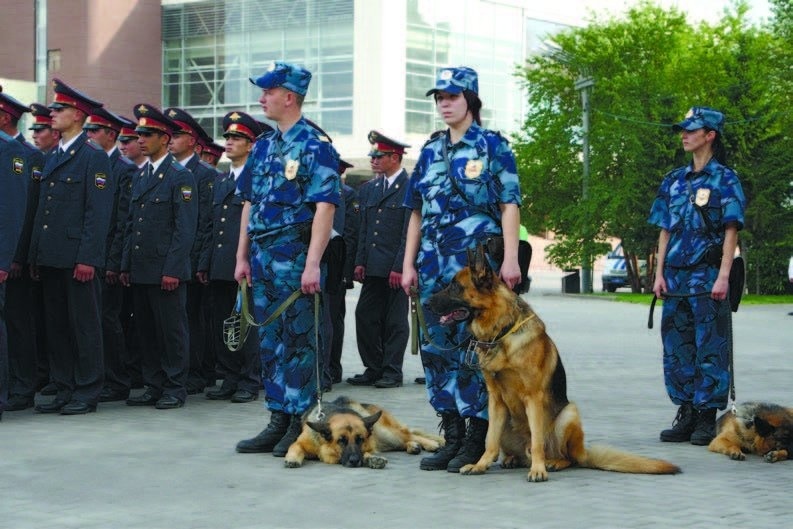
left=427, top=245, right=680, bottom=482
left=708, top=402, right=793, bottom=462
left=284, top=396, right=444, bottom=469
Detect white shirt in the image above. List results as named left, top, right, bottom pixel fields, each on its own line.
left=149, top=153, right=168, bottom=174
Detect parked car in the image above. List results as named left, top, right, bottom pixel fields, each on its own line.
left=601, top=243, right=647, bottom=292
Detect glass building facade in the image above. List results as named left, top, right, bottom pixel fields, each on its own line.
left=162, top=0, right=567, bottom=152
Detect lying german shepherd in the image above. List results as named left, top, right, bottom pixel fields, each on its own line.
left=708, top=402, right=793, bottom=462
left=284, top=396, right=444, bottom=469
left=427, top=246, right=680, bottom=482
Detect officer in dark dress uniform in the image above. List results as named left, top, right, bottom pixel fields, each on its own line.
left=200, top=111, right=265, bottom=403
left=321, top=160, right=359, bottom=390
left=83, top=108, right=139, bottom=402
left=348, top=131, right=411, bottom=388
left=0, top=129, right=32, bottom=419
left=164, top=107, right=216, bottom=394
left=29, top=79, right=114, bottom=415
left=121, top=104, right=198, bottom=409
left=0, top=93, right=45, bottom=411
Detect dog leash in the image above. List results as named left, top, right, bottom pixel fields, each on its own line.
left=409, top=286, right=471, bottom=355
left=647, top=290, right=737, bottom=415
left=224, top=285, right=325, bottom=418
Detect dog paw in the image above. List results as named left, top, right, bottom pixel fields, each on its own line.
left=728, top=450, right=746, bottom=461
left=459, top=464, right=486, bottom=475
left=527, top=468, right=549, bottom=482
left=764, top=451, right=782, bottom=463
left=405, top=442, right=422, bottom=455
left=367, top=455, right=388, bottom=469
left=284, top=459, right=303, bottom=468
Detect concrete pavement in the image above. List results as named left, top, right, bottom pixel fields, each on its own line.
left=2, top=270, right=792, bottom=529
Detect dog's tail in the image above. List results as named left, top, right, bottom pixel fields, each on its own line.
left=580, top=444, right=680, bottom=474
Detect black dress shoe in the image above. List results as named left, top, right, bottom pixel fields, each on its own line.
left=230, top=389, right=258, bottom=403
left=98, top=387, right=130, bottom=403
left=155, top=395, right=184, bottom=409
left=5, top=395, right=35, bottom=411
left=346, top=373, right=379, bottom=386
left=60, top=401, right=97, bottom=415
left=39, top=382, right=58, bottom=396
left=35, top=397, right=70, bottom=414
left=206, top=387, right=236, bottom=400
left=126, top=391, right=161, bottom=406
left=373, top=378, right=403, bottom=389
left=186, top=384, right=205, bottom=396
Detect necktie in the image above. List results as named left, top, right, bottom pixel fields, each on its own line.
left=383, top=179, right=389, bottom=194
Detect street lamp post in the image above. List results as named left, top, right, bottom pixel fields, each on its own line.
left=575, top=75, right=595, bottom=293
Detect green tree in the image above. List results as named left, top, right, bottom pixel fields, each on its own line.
left=514, top=0, right=791, bottom=293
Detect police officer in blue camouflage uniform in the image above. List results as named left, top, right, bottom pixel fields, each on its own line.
left=201, top=110, right=265, bottom=403
left=83, top=107, right=139, bottom=403
left=0, top=129, right=31, bottom=420
left=649, top=107, right=746, bottom=445
left=29, top=79, right=115, bottom=415
left=235, top=61, right=340, bottom=457
left=401, top=67, right=522, bottom=472
left=121, top=104, right=198, bottom=410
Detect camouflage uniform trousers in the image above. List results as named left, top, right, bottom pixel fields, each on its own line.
left=250, top=231, right=324, bottom=415
left=661, top=264, right=731, bottom=410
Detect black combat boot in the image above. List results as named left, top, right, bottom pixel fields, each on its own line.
left=447, top=417, right=488, bottom=473
left=235, top=410, right=291, bottom=453
left=660, top=403, right=699, bottom=442
left=690, top=408, right=717, bottom=446
left=272, top=414, right=305, bottom=457
left=420, top=412, right=466, bottom=471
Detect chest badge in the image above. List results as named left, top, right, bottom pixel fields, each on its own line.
left=695, top=188, right=710, bottom=207
left=464, top=159, right=483, bottom=179
left=285, top=159, right=299, bottom=181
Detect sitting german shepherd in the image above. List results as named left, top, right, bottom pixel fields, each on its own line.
left=708, top=402, right=793, bottom=462
left=284, top=396, right=444, bottom=469
left=427, top=246, right=680, bottom=482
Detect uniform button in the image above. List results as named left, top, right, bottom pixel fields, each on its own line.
left=140, top=203, right=145, bottom=208
left=155, top=198, right=160, bottom=203
left=375, top=220, right=380, bottom=224
left=136, top=231, right=141, bottom=236
left=217, top=243, right=222, bottom=248
left=371, top=243, right=376, bottom=247
left=49, top=182, right=54, bottom=187
left=66, top=177, right=72, bottom=182
left=43, top=224, right=48, bottom=230
left=374, top=231, right=378, bottom=236
left=134, top=245, right=139, bottom=250
left=223, top=205, right=228, bottom=210
left=47, top=196, right=52, bottom=201
left=44, top=210, right=49, bottom=215
left=138, top=217, right=144, bottom=222
left=378, top=208, right=383, bottom=213
left=220, top=217, right=226, bottom=222
left=218, top=230, right=224, bottom=235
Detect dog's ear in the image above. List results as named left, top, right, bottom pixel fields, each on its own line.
left=363, top=410, right=383, bottom=434
left=754, top=416, right=776, bottom=437
left=307, top=420, right=333, bottom=441
left=470, top=244, right=495, bottom=290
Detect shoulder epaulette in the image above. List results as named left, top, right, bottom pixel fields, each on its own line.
left=85, top=139, right=103, bottom=151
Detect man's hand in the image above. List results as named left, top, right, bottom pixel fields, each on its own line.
left=29, top=264, right=40, bottom=281
left=106, top=270, right=119, bottom=286
left=652, top=276, right=667, bottom=299
left=9, top=262, right=22, bottom=280
left=73, top=263, right=95, bottom=282
left=499, top=259, right=522, bottom=291
left=119, top=272, right=131, bottom=287
left=354, top=265, right=366, bottom=283
left=711, top=275, right=729, bottom=302
left=0, top=269, right=8, bottom=284
left=196, top=271, right=209, bottom=285
left=401, top=265, right=418, bottom=297
left=235, top=260, right=251, bottom=287
left=301, top=261, right=321, bottom=295
left=388, top=271, right=402, bottom=290
left=161, top=275, right=180, bottom=291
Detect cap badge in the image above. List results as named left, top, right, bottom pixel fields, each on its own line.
left=440, top=69, right=453, bottom=81
left=229, top=112, right=241, bottom=121
left=685, top=108, right=695, bottom=119
left=267, top=61, right=276, bottom=72
left=138, top=105, right=148, bottom=114
left=168, top=109, right=178, bottom=118
left=284, top=159, right=299, bottom=180
left=465, top=159, right=483, bottom=179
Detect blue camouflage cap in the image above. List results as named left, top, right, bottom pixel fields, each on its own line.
left=249, top=61, right=312, bottom=96
left=426, top=66, right=479, bottom=96
left=672, top=106, right=725, bottom=135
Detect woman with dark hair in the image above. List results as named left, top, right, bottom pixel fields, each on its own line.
left=648, top=106, right=746, bottom=446
left=401, top=66, right=522, bottom=472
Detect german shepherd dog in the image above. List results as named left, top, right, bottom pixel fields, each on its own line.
left=427, top=246, right=680, bottom=482
left=284, top=396, right=444, bottom=469
left=708, top=402, right=793, bottom=462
